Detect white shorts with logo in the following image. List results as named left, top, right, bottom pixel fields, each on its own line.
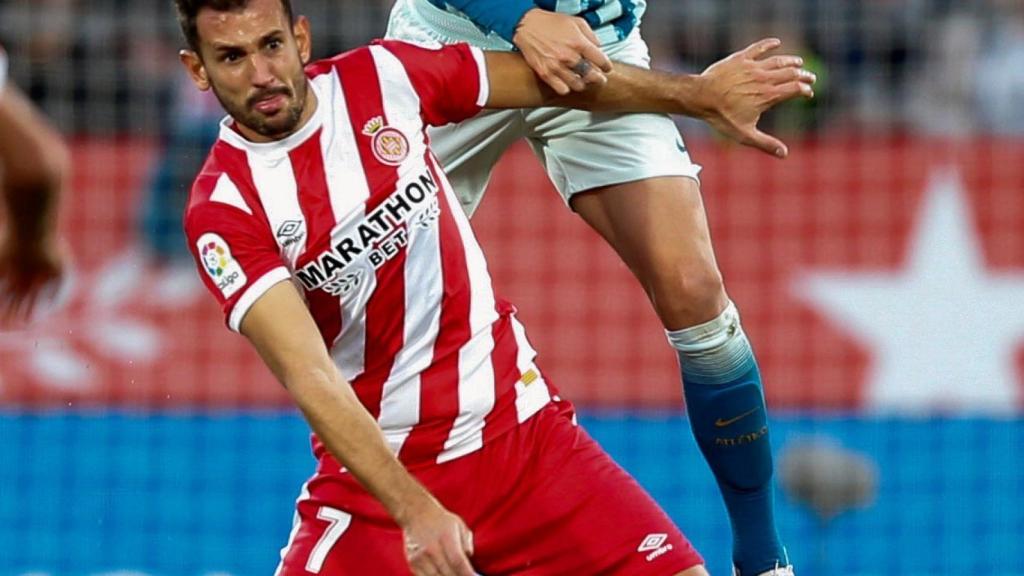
left=385, top=0, right=703, bottom=215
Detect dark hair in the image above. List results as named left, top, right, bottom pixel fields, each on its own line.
left=174, top=0, right=295, bottom=52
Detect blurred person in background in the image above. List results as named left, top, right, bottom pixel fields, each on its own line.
left=172, top=0, right=813, bottom=574
left=140, top=68, right=224, bottom=263
left=0, top=45, right=68, bottom=326
left=385, top=0, right=805, bottom=574
left=907, top=10, right=983, bottom=135
left=975, top=0, right=1024, bottom=134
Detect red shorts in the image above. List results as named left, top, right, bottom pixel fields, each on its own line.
left=276, top=401, right=703, bottom=575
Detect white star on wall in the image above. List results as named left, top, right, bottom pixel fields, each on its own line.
left=793, top=170, right=1024, bottom=413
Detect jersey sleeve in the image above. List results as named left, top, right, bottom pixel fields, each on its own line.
left=435, top=0, right=535, bottom=43
left=373, top=40, right=490, bottom=127
left=184, top=197, right=291, bottom=333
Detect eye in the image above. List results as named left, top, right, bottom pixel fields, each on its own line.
left=267, top=39, right=283, bottom=51
left=221, top=50, right=243, bottom=63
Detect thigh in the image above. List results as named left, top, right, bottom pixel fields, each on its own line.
left=569, top=175, right=728, bottom=329
left=275, top=483, right=410, bottom=576
left=523, top=30, right=702, bottom=204
left=471, top=404, right=704, bottom=575
left=525, top=109, right=701, bottom=204
left=569, top=176, right=717, bottom=282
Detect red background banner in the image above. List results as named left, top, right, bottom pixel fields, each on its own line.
left=2, top=138, right=1022, bottom=410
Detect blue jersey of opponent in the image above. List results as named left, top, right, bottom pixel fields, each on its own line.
left=424, top=0, right=646, bottom=47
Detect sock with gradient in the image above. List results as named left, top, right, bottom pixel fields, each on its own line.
left=666, top=302, right=788, bottom=576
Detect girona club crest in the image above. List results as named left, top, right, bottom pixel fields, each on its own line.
left=363, top=116, right=409, bottom=165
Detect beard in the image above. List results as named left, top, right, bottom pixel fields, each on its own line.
left=213, top=70, right=309, bottom=140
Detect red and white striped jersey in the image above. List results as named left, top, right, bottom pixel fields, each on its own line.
left=184, top=41, right=553, bottom=466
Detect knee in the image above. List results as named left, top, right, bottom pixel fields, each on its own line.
left=644, top=262, right=727, bottom=329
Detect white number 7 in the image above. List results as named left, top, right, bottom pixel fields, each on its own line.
left=305, top=506, right=353, bottom=574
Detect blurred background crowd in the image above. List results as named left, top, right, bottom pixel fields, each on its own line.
left=3, top=0, right=1024, bottom=136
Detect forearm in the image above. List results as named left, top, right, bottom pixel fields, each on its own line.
left=0, top=86, right=67, bottom=244
left=549, top=64, right=710, bottom=116
left=1, top=173, right=62, bottom=244
left=484, top=39, right=816, bottom=157
left=285, top=365, right=436, bottom=523
left=484, top=51, right=711, bottom=118
left=241, top=282, right=438, bottom=526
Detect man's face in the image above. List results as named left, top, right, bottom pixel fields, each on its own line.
left=181, top=0, right=313, bottom=142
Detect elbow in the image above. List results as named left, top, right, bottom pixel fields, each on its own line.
left=280, top=362, right=355, bottom=417
left=280, top=363, right=336, bottom=393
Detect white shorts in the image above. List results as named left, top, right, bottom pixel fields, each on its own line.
left=385, top=0, right=703, bottom=215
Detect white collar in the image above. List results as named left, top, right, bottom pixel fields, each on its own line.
left=217, top=79, right=323, bottom=156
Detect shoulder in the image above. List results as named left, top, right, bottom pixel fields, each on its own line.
left=304, top=45, right=376, bottom=79
left=184, top=142, right=255, bottom=231
left=185, top=144, right=228, bottom=213
left=305, top=41, right=457, bottom=80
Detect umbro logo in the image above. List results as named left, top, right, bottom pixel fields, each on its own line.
left=638, top=533, right=674, bottom=562
left=637, top=534, right=667, bottom=552
left=277, top=220, right=305, bottom=248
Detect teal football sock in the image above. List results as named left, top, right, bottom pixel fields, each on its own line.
left=667, top=302, right=788, bottom=575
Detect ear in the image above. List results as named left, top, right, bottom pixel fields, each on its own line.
left=293, top=15, right=312, bottom=65
left=179, top=49, right=211, bottom=91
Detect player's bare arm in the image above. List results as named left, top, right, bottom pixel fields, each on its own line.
left=239, top=280, right=475, bottom=576
left=0, top=82, right=68, bottom=325
left=484, top=38, right=816, bottom=158
left=512, top=8, right=613, bottom=95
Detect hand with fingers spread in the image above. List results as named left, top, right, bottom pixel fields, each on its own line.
left=693, top=38, right=816, bottom=158
left=512, top=8, right=613, bottom=95
left=401, top=497, right=476, bottom=576
left=0, top=81, right=69, bottom=328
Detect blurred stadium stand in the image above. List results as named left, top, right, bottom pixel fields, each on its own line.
left=1, top=1, right=1023, bottom=575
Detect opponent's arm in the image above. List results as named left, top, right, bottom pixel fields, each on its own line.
left=0, top=82, right=68, bottom=324
left=240, top=281, right=474, bottom=576
left=484, top=38, right=816, bottom=158
left=437, top=0, right=612, bottom=94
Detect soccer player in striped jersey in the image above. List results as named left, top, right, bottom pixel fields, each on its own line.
left=174, top=0, right=813, bottom=574
left=385, top=1, right=801, bottom=575
left=0, top=46, right=68, bottom=326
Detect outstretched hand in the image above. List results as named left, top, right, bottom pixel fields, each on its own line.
left=0, top=235, right=66, bottom=327
left=695, top=38, right=816, bottom=158
left=512, top=8, right=613, bottom=96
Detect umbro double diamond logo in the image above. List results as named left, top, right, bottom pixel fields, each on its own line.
left=638, top=533, right=674, bottom=562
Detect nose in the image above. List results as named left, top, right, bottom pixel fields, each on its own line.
left=249, top=54, right=275, bottom=87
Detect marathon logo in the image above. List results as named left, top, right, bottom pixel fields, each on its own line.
left=296, top=169, right=439, bottom=292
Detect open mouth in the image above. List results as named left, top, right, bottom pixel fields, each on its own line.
left=251, top=90, right=289, bottom=115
